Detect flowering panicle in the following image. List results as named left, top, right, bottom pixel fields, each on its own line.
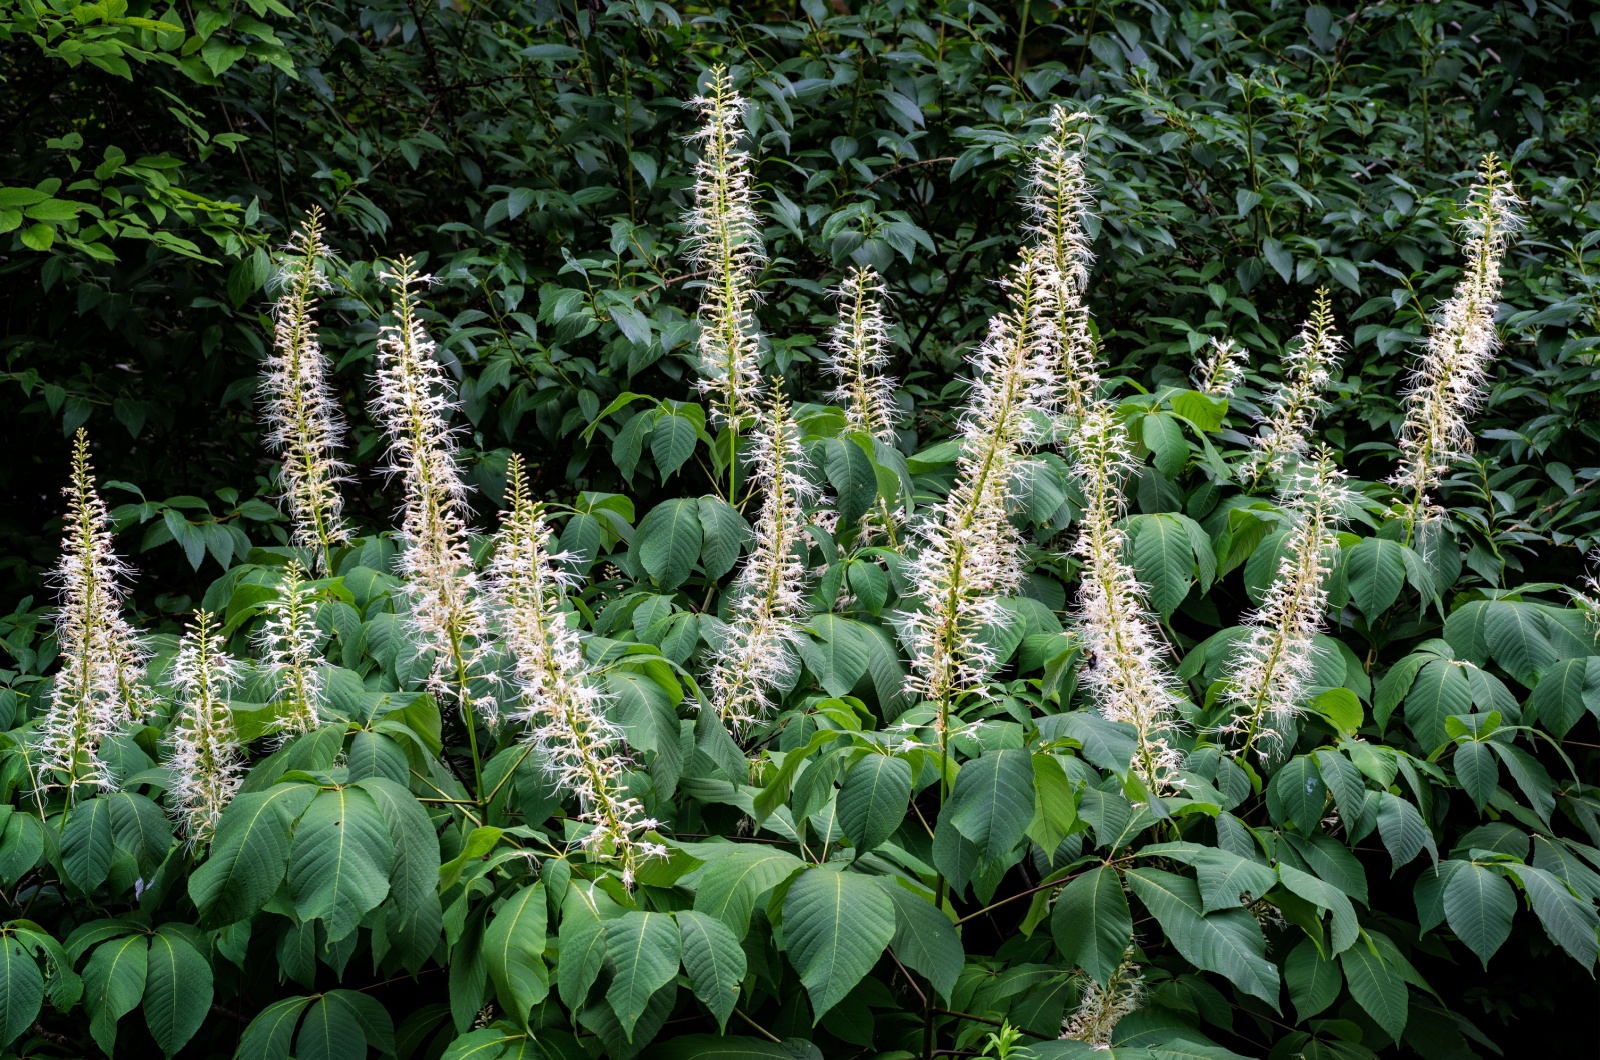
left=34, top=430, right=147, bottom=799
left=685, top=65, right=766, bottom=429
left=1060, top=951, right=1145, bottom=1048
left=825, top=265, right=899, bottom=442
left=487, top=457, right=663, bottom=885
left=166, top=610, right=243, bottom=846
left=1069, top=405, right=1185, bottom=789
left=1240, top=290, right=1342, bottom=489
left=707, top=391, right=817, bottom=735
left=262, top=208, right=350, bottom=570
left=1192, top=336, right=1250, bottom=400
left=256, top=560, right=327, bottom=741
left=901, top=249, right=1061, bottom=714
left=1024, top=106, right=1101, bottom=416
left=1221, top=450, right=1351, bottom=760
left=1391, top=155, right=1523, bottom=526
left=371, top=259, right=493, bottom=722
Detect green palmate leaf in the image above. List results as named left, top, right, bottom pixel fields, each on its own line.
left=62, top=795, right=115, bottom=892
left=798, top=614, right=871, bottom=698
left=347, top=730, right=409, bottom=785
left=824, top=435, right=877, bottom=526
left=1028, top=753, right=1078, bottom=854
left=782, top=867, right=896, bottom=1019
left=556, top=912, right=608, bottom=1012
left=636, top=498, right=702, bottom=589
left=652, top=411, right=698, bottom=479
left=880, top=879, right=963, bottom=1001
left=288, top=786, right=395, bottom=942
left=1343, top=538, right=1406, bottom=619
left=696, top=496, right=747, bottom=580
left=836, top=754, right=911, bottom=854
left=1140, top=842, right=1278, bottom=913
left=1375, top=793, right=1437, bottom=874
left=605, top=911, right=681, bottom=1041
left=0, top=936, right=43, bottom=1049
left=689, top=847, right=805, bottom=936
left=946, top=748, right=1034, bottom=860
left=1442, top=862, right=1515, bottom=968
left=83, top=934, right=147, bottom=1056
left=108, top=791, right=173, bottom=875
left=189, top=782, right=317, bottom=926
left=1482, top=601, right=1556, bottom=687
left=0, top=812, right=43, bottom=888
left=358, top=777, right=443, bottom=971
left=1526, top=657, right=1600, bottom=739
left=1404, top=659, right=1470, bottom=751
left=1266, top=756, right=1327, bottom=834
left=676, top=910, right=747, bottom=1031
left=1051, top=864, right=1133, bottom=988
left=236, top=995, right=313, bottom=1060
left=297, top=991, right=367, bottom=1060
left=1285, top=937, right=1342, bottom=1020
left=1125, top=868, right=1281, bottom=1008
left=144, top=926, right=212, bottom=1056
left=1339, top=940, right=1408, bottom=1040
left=1129, top=512, right=1197, bottom=617
left=1278, top=864, right=1359, bottom=955
left=484, top=883, right=548, bottom=1027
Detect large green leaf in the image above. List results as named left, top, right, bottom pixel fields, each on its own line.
left=189, top=782, right=317, bottom=926
left=358, top=777, right=443, bottom=971
left=782, top=867, right=896, bottom=1019
left=297, top=991, right=367, bottom=1060
left=798, top=614, right=871, bottom=698
left=1442, top=861, right=1515, bottom=968
left=1404, top=659, right=1471, bottom=751
left=1129, top=513, right=1196, bottom=618
left=1266, top=756, right=1326, bottom=834
left=83, top=934, right=148, bottom=1056
left=604, top=911, right=680, bottom=1041
left=1125, top=868, right=1280, bottom=1008
left=836, top=754, right=911, bottom=854
left=696, top=496, right=748, bottom=580
left=62, top=795, right=115, bottom=892
left=676, top=910, right=746, bottom=1031
left=1482, top=601, right=1557, bottom=686
left=235, top=995, right=313, bottom=1060
left=483, top=883, right=548, bottom=1027
left=1051, top=864, right=1132, bottom=988
left=880, top=879, right=963, bottom=1001
left=1285, top=937, right=1341, bottom=1021
left=651, top=410, right=698, bottom=480
left=1139, top=842, right=1278, bottom=914
left=288, top=786, right=395, bottom=942
left=946, top=748, right=1034, bottom=860
left=108, top=791, right=173, bottom=875
left=1375, top=793, right=1437, bottom=874
left=144, top=926, right=212, bottom=1057
left=1526, top=656, right=1600, bottom=739
left=1513, top=865, right=1600, bottom=970
left=689, top=847, right=805, bottom=936
left=824, top=435, right=878, bottom=526
left=636, top=498, right=702, bottom=589
left=1339, top=940, right=1407, bottom=1040
left=0, top=936, right=43, bottom=1049
left=1343, top=538, right=1406, bottom=619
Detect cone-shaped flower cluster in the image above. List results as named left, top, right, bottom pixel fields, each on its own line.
left=707, top=391, right=817, bottom=735
left=1069, top=405, right=1185, bottom=789
left=825, top=265, right=899, bottom=443
left=371, top=259, right=493, bottom=721
left=487, top=458, right=663, bottom=885
left=1023, top=106, right=1101, bottom=416
left=1240, top=290, right=1341, bottom=489
left=1391, top=155, right=1523, bottom=525
left=34, top=430, right=146, bottom=800
left=262, top=209, right=350, bottom=570
left=166, top=610, right=243, bottom=846
left=901, top=249, right=1060, bottom=714
left=1192, top=336, right=1249, bottom=400
left=1221, top=449, right=1351, bottom=760
left=256, top=560, right=326, bottom=741
left=1060, top=952, right=1145, bottom=1047
left=685, top=65, right=766, bottom=430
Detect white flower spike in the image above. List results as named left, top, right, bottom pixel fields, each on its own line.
left=255, top=559, right=327, bottom=741
left=166, top=610, right=243, bottom=847
left=34, top=429, right=147, bottom=800
left=1240, top=289, right=1342, bottom=490
left=1192, top=336, right=1250, bottom=401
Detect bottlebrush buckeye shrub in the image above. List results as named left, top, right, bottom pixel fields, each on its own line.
left=1, top=82, right=1595, bottom=1060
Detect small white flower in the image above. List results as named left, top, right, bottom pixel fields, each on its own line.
left=901, top=248, right=1061, bottom=715
left=486, top=457, right=658, bottom=883
left=166, top=610, right=243, bottom=847
left=706, top=390, right=818, bottom=735
left=684, top=65, right=766, bottom=429
left=1060, top=951, right=1145, bottom=1047
left=1240, top=289, right=1342, bottom=489
left=1221, top=449, right=1351, bottom=760
left=370, top=259, right=494, bottom=723
left=1191, top=336, right=1250, bottom=401
left=1391, top=155, right=1524, bottom=525
left=261, top=209, right=350, bottom=570
left=1068, top=405, right=1185, bottom=790
left=825, top=265, right=899, bottom=443
left=34, top=430, right=147, bottom=800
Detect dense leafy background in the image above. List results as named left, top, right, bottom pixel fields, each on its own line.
left=5, top=2, right=1600, bottom=1059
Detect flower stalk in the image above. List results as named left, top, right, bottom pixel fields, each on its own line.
left=706, top=389, right=817, bottom=736
left=487, top=457, right=664, bottom=885
left=825, top=264, right=901, bottom=541
left=262, top=208, right=350, bottom=572
left=1191, top=336, right=1249, bottom=401
left=34, top=429, right=146, bottom=802
left=256, top=560, right=326, bottom=741
left=1240, top=289, right=1341, bottom=491
left=371, top=258, right=492, bottom=800
left=1391, top=155, right=1523, bottom=532
left=167, top=610, right=243, bottom=847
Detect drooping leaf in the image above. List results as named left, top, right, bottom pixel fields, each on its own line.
left=946, top=748, right=1035, bottom=860
left=1285, top=937, right=1341, bottom=1021
left=836, top=754, right=911, bottom=854
left=0, top=936, right=43, bottom=1049
left=189, top=782, right=317, bottom=926
left=689, top=847, right=805, bottom=936
left=1051, top=864, right=1133, bottom=988
left=604, top=911, right=680, bottom=1041
left=1339, top=940, right=1408, bottom=1040
left=1442, top=861, right=1515, bottom=968
left=1125, top=868, right=1280, bottom=1008
left=83, top=934, right=148, bottom=1056
left=144, top=926, right=213, bottom=1056
left=782, top=867, right=896, bottom=1019
left=287, top=786, right=395, bottom=942
left=676, top=910, right=746, bottom=1031
left=880, top=879, right=963, bottom=1001
left=483, top=883, right=548, bottom=1027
